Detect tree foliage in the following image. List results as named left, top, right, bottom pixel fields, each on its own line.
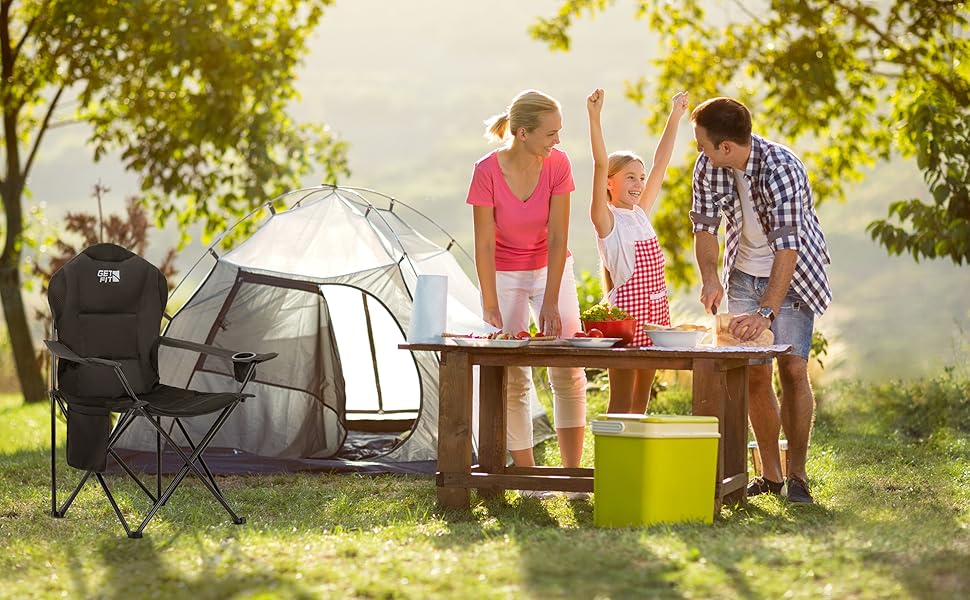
left=532, top=0, right=970, bottom=284
left=1, top=0, right=349, bottom=401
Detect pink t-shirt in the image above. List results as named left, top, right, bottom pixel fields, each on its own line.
left=465, top=147, right=575, bottom=271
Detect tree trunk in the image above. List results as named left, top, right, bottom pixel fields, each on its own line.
left=0, top=259, right=45, bottom=402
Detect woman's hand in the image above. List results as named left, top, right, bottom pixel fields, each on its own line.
left=671, top=91, right=689, bottom=118
left=587, top=88, right=604, bottom=116
left=482, top=306, right=503, bottom=331
left=538, top=302, right=562, bottom=337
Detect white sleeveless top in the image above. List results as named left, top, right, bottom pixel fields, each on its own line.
left=595, top=204, right=657, bottom=292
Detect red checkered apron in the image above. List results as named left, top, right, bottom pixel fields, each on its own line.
left=612, top=238, right=670, bottom=346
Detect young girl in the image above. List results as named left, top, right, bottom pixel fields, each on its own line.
left=587, top=87, right=689, bottom=413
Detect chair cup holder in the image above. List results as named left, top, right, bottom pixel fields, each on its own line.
left=231, top=352, right=257, bottom=382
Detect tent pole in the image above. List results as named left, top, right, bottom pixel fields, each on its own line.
left=361, top=292, right=385, bottom=414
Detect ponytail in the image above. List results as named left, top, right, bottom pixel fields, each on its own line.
left=484, top=111, right=510, bottom=143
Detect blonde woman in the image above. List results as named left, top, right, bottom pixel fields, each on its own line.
left=587, top=87, right=689, bottom=413
left=466, top=89, right=587, bottom=475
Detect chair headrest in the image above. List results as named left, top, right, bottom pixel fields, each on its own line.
left=81, top=243, right=136, bottom=263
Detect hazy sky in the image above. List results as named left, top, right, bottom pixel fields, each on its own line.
left=23, top=0, right=970, bottom=381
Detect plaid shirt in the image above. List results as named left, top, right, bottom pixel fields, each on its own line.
left=690, top=134, right=832, bottom=316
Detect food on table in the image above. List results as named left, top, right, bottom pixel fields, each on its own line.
left=714, top=313, right=774, bottom=347
left=586, top=328, right=604, bottom=338
left=515, top=330, right=555, bottom=340
left=581, top=303, right=630, bottom=322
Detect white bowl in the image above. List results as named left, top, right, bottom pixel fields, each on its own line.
left=646, top=329, right=709, bottom=348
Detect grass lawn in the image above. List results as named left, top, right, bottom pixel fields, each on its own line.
left=0, top=374, right=968, bottom=599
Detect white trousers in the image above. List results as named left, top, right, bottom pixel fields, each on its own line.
left=494, top=256, right=588, bottom=451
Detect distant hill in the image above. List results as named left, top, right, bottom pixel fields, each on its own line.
left=23, top=0, right=968, bottom=383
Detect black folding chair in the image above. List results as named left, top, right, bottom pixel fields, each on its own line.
left=46, top=243, right=276, bottom=538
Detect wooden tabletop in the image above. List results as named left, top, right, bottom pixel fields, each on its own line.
left=399, top=342, right=792, bottom=360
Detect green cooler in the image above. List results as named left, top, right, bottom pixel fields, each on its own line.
left=592, top=414, right=720, bottom=527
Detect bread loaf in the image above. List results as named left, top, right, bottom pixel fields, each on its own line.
left=715, top=313, right=774, bottom=347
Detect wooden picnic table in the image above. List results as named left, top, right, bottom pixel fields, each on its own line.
left=399, top=341, right=791, bottom=517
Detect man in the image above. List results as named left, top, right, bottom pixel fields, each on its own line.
left=689, top=97, right=832, bottom=504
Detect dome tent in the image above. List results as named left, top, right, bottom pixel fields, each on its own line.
left=116, top=185, right=553, bottom=471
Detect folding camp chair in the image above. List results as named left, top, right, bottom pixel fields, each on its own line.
left=46, top=243, right=276, bottom=538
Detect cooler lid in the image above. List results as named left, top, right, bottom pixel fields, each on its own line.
left=591, top=414, right=720, bottom=438
left=595, top=414, right=719, bottom=424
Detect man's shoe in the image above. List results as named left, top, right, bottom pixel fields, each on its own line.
left=785, top=475, right=814, bottom=504
left=747, top=476, right=784, bottom=497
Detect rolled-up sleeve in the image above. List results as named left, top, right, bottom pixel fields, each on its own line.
left=690, top=155, right=721, bottom=235
left=763, top=164, right=803, bottom=251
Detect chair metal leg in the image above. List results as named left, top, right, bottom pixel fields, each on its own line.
left=95, top=473, right=139, bottom=538
left=134, top=404, right=245, bottom=536
left=107, top=449, right=157, bottom=503
left=56, top=409, right=150, bottom=518
left=174, top=418, right=223, bottom=498
left=156, top=417, right=162, bottom=500
left=50, top=393, right=61, bottom=518
left=56, top=470, right=93, bottom=517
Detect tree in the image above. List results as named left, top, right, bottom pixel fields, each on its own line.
left=1, top=1, right=349, bottom=402
left=531, top=0, right=970, bottom=287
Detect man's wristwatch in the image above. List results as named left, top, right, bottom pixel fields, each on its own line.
left=756, top=306, right=775, bottom=322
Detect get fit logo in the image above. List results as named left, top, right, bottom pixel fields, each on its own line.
left=97, top=270, right=121, bottom=283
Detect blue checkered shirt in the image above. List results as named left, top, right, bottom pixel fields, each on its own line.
left=690, top=135, right=832, bottom=316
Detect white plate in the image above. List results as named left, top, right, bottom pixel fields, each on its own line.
left=527, top=338, right=570, bottom=346
left=646, top=330, right=708, bottom=348
left=450, top=337, right=529, bottom=348
left=566, top=337, right=623, bottom=348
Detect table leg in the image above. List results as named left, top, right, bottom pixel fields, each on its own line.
left=692, top=359, right=726, bottom=517
left=722, top=365, right=749, bottom=507
left=477, top=365, right=507, bottom=499
left=436, top=351, right=472, bottom=508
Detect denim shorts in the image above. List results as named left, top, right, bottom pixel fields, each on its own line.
left=726, top=270, right=815, bottom=360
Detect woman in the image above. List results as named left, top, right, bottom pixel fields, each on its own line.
left=466, top=89, right=587, bottom=474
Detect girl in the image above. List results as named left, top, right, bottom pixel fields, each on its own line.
left=466, top=89, right=587, bottom=472
left=587, top=87, right=689, bottom=413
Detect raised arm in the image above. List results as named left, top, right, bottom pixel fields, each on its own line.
left=640, top=91, right=689, bottom=213
left=587, top=88, right=614, bottom=238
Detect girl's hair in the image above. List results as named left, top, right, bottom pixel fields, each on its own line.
left=605, top=151, right=645, bottom=202
left=483, top=89, right=561, bottom=143
left=601, top=151, right=645, bottom=292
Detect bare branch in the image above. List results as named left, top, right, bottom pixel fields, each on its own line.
left=23, top=84, right=64, bottom=178
left=729, top=0, right=765, bottom=27
left=48, top=118, right=82, bottom=129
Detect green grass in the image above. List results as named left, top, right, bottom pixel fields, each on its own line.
left=0, top=375, right=968, bottom=599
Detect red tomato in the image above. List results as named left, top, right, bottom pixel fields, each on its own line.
left=534, top=331, right=545, bottom=338
left=587, top=328, right=604, bottom=338
left=573, top=332, right=588, bottom=338
left=515, top=331, right=531, bottom=340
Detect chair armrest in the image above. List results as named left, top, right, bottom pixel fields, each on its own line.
left=159, top=336, right=277, bottom=364
left=44, top=340, right=122, bottom=368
